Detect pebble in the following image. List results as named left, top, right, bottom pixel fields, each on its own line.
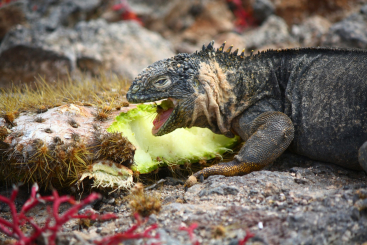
left=198, top=185, right=239, bottom=197
left=258, top=222, right=264, bottom=229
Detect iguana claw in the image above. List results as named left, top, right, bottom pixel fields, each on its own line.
left=199, top=174, right=204, bottom=183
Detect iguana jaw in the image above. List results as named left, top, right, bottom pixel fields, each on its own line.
left=127, top=90, right=188, bottom=136
left=152, top=98, right=178, bottom=136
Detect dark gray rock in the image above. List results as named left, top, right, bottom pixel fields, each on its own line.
left=154, top=228, right=188, bottom=245
left=252, top=0, right=275, bottom=23
left=102, top=197, right=115, bottom=204
left=127, top=0, right=235, bottom=53
left=0, top=1, right=26, bottom=41
left=198, top=185, right=239, bottom=197
left=162, top=195, right=179, bottom=204
left=147, top=214, right=158, bottom=225
left=322, top=5, right=367, bottom=49
left=78, top=205, right=96, bottom=215
left=291, top=16, right=331, bottom=47
left=242, top=15, right=294, bottom=50
left=0, top=19, right=174, bottom=87
left=165, top=177, right=184, bottom=186
left=25, top=0, right=105, bottom=31
left=361, top=4, right=367, bottom=15
left=0, top=44, right=71, bottom=87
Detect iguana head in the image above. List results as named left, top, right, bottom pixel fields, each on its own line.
left=126, top=52, right=201, bottom=136
left=127, top=41, right=244, bottom=137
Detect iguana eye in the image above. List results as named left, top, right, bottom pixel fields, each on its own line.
left=153, top=78, right=171, bottom=88
left=131, top=84, right=140, bottom=93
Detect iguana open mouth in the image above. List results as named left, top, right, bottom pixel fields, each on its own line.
left=152, top=98, right=176, bottom=135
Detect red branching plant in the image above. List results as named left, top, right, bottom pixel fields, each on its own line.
left=227, top=0, right=256, bottom=32
left=238, top=229, right=255, bottom=245
left=94, top=212, right=160, bottom=245
left=0, top=184, right=117, bottom=245
left=112, top=0, right=143, bottom=25
left=180, top=223, right=199, bottom=245
left=0, top=0, right=16, bottom=8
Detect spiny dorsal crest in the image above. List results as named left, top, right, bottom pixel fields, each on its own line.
left=199, top=40, right=246, bottom=59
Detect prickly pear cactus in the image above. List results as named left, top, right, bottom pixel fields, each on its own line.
left=0, top=104, right=136, bottom=190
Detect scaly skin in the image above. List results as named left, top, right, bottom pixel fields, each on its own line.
left=127, top=41, right=367, bottom=188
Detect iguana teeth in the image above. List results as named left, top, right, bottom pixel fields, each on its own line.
left=170, top=98, right=178, bottom=107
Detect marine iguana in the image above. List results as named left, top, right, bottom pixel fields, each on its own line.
left=126, top=41, right=367, bottom=187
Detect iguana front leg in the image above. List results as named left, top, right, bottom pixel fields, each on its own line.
left=184, top=111, right=295, bottom=188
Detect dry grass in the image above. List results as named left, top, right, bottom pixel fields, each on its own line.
left=0, top=74, right=130, bottom=116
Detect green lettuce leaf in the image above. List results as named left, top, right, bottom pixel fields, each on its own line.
left=108, top=104, right=239, bottom=174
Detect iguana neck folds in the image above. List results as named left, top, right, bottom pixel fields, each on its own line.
left=189, top=60, right=236, bottom=136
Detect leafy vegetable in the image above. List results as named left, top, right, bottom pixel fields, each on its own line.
left=108, top=104, right=239, bottom=174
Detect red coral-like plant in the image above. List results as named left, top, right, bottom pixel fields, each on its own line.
left=227, top=0, right=256, bottom=32
left=180, top=223, right=199, bottom=245
left=0, top=184, right=253, bottom=245
left=238, top=229, right=255, bottom=245
left=0, top=184, right=117, bottom=245
left=112, top=0, right=143, bottom=25
left=94, top=212, right=160, bottom=245
left=0, top=0, right=16, bottom=8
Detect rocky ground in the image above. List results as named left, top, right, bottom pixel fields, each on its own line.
left=1, top=153, right=366, bottom=244
left=73, top=154, right=367, bottom=244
